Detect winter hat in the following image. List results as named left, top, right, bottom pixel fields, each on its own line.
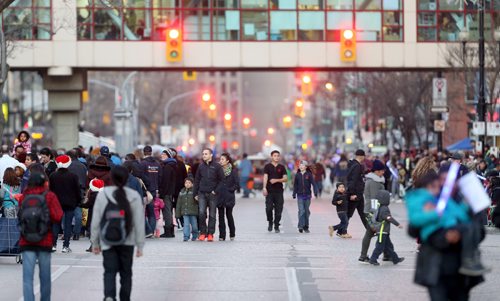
left=299, top=160, right=308, bottom=166
left=90, top=156, right=111, bottom=171
left=163, top=148, right=175, bottom=158
left=55, top=155, right=72, bottom=169
left=355, top=149, right=366, bottom=156
left=89, top=178, right=105, bottom=192
left=100, top=146, right=110, bottom=157
left=169, top=148, right=178, bottom=157
left=372, top=160, right=385, bottom=171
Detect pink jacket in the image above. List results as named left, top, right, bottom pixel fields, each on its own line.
left=153, top=198, right=164, bottom=219
left=13, top=140, right=32, bottom=155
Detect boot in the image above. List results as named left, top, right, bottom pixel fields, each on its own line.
left=160, top=226, right=169, bottom=238
left=268, top=222, right=273, bottom=232
left=169, top=226, right=175, bottom=238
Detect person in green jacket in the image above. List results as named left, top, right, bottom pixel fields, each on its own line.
left=175, top=177, right=199, bottom=241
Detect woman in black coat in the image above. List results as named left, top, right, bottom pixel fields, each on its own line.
left=217, top=153, right=239, bottom=241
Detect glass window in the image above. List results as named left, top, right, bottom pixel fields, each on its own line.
left=213, top=10, right=240, bottom=40
left=327, top=0, right=353, bottom=10
left=36, top=0, right=50, bottom=7
left=153, top=0, right=178, bottom=8
left=270, top=0, right=296, bottom=9
left=270, top=11, right=297, bottom=40
left=183, top=0, right=210, bottom=8
left=466, top=12, right=492, bottom=41
left=355, top=0, right=380, bottom=10
left=298, top=0, right=323, bottom=10
left=418, top=0, right=436, bottom=11
left=299, top=11, right=324, bottom=40
left=242, top=11, right=268, bottom=40
left=438, top=0, right=462, bottom=10
left=418, top=27, right=436, bottom=41
left=326, top=11, right=352, bottom=40
left=383, top=11, right=401, bottom=26
left=183, top=10, right=211, bottom=40
left=241, top=0, right=267, bottom=9
left=11, top=0, right=32, bottom=7
left=356, top=12, right=381, bottom=41
left=125, top=9, right=149, bottom=40
left=383, top=26, right=402, bottom=41
left=152, top=9, right=178, bottom=39
left=418, top=12, right=436, bottom=26
left=94, top=9, right=122, bottom=40
left=438, top=12, right=463, bottom=41
left=213, top=0, right=239, bottom=8
left=383, top=0, right=400, bottom=10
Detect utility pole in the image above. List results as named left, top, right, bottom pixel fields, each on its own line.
left=479, top=0, right=486, bottom=155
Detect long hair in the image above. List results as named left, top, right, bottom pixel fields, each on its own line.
left=412, top=156, right=437, bottom=187
left=111, top=166, right=133, bottom=235
left=3, top=167, right=20, bottom=186
left=220, top=152, right=233, bottom=166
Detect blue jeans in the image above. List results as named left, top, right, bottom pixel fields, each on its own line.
left=22, top=250, right=51, bottom=301
left=240, top=176, right=250, bottom=197
left=73, top=207, right=82, bottom=236
left=145, top=203, right=156, bottom=235
left=183, top=215, right=198, bottom=240
left=334, top=211, right=349, bottom=235
left=53, top=209, right=75, bottom=248
left=297, top=195, right=311, bottom=230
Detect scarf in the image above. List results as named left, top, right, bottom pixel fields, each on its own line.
left=223, top=164, right=232, bottom=177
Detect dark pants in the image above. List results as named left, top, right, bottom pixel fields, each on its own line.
left=52, top=209, right=75, bottom=248
left=218, top=206, right=235, bottom=239
left=265, top=192, right=284, bottom=228
left=198, top=193, right=217, bottom=235
left=145, top=202, right=156, bottom=235
left=333, top=212, right=348, bottom=234
left=102, top=245, right=134, bottom=301
left=347, top=197, right=368, bottom=229
left=370, top=234, right=400, bottom=263
left=361, top=224, right=389, bottom=259
left=428, top=275, right=471, bottom=301
left=162, top=195, right=174, bottom=231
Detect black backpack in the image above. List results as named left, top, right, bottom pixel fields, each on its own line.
left=18, top=192, right=50, bottom=243
left=100, top=194, right=128, bottom=246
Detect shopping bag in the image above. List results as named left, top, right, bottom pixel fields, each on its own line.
left=0, top=217, right=20, bottom=254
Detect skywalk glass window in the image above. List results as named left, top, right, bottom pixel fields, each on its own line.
left=2, top=0, right=52, bottom=40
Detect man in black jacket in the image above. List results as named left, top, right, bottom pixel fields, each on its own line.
left=194, top=148, right=224, bottom=242
left=159, top=149, right=177, bottom=238
left=140, top=146, right=161, bottom=237
left=49, top=155, right=82, bottom=253
left=67, top=150, right=88, bottom=240
left=347, top=149, right=368, bottom=230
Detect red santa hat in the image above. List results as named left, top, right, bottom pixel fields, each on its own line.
left=55, top=155, right=72, bottom=169
left=89, top=178, right=105, bottom=192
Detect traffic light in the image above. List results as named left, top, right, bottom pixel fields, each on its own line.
left=208, top=103, right=217, bottom=119
left=243, top=117, right=251, bottom=129
left=166, top=28, right=182, bottom=62
left=224, top=113, right=232, bottom=130
left=201, top=92, right=211, bottom=111
left=301, top=74, right=313, bottom=96
left=340, top=29, right=356, bottom=62
left=283, top=115, right=292, bottom=129
left=183, top=71, right=196, bottom=81
left=294, top=99, right=304, bottom=117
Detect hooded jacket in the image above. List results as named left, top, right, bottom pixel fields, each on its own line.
left=293, top=170, right=319, bottom=198
left=140, top=156, right=161, bottom=193
left=159, top=158, right=176, bottom=198
left=364, top=172, right=385, bottom=213
left=49, top=169, right=82, bottom=210
left=175, top=187, right=198, bottom=218
left=376, top=190, right=400, bottom=234
left=347, top=159, right=365, bottom=198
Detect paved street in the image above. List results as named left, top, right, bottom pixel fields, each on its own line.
left=1, top=192, right=499, bottom=301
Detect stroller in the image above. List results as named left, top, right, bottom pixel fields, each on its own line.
left=0, top=201, right=22, bottom=264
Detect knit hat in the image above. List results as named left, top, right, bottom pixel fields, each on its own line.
left=55, top=155, right=72, bottom=169
left=355, top=149, right=366, bottom=156
left=299, top=160, right=308, bottom=166
left=100, top=146, right=110, bottom=157
left=372, top=160, right=385, bottom=171
left=89, top=178, right=105, bottom=192
left=169, top=148, right=178, bottom=157
left=163, top=148, right=176, bottom=158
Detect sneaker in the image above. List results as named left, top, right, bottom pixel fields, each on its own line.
left=344, top=233, right=352, bottom=238
left=394, top=257, right=405, bottom=265
left=304, top=229, right=310, bottom=233
left=62, top=247, right=72, bottom=253
left=268, top=223, right=273, bottom=232
left=230, top=237, right=235, bottom=241
left=72, top=234, right=80, bottom=241
left=459, top=261, right=491, bottom=276
left=219, top=238, right=225, bottom=241
left=51, top=246, right=57, bottom=253
left=298, top=229, right=304, bottom=233
left=369, top=260, right=380, bottom=266
left=328, top=226, right=334, bottom=237
left=358, top=256, right=370, bottom=264
left=207, top=234, right=214, bottom=242
left=336, top=233, right=343, bottom=238
left=198, top=234, right=206, bottom=241
left=145, top=233, right=153, bottom=238
left=275, top=228, right=280, bottom=233
left=85, top=246, right=92, bottom=252
left=192, top=237, right=198, bottom=241
left=183, top=238, right=189, bottom=242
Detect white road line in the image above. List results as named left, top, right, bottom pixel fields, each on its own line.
left=285, top=267, right=302, bottom=301
left=18, top=265, right=70, bottom=301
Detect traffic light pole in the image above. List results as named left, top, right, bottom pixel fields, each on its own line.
left=479, top=0, right=486, bottom=155
left=163, top=91, right=199, bottom=126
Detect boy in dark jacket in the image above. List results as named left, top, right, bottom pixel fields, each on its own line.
left=329, top=183, right=350, bottom=238
left=369, top=190, right=405, bottom=266
left=175, top=178, right=198, bottom=241
left=292, top=161, right=318, bottom=233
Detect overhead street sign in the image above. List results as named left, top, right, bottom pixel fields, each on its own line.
left=341, top=110, right=357, bottom=117
left=431, top=107, right=449, bottom=113
left=432, top=78, right=447, bottom=107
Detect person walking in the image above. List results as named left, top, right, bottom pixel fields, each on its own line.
left=67, top=150, right=88, bottom=241
left=159, top=149, right=177, bottom=238
left=239, top=153, right=252, bottom=198
left=19, top=172, right=63, bottom=301
left=39, top=148, right=57, bottom=177
left=313, top=161, right=326, bottom=197
left=49, top=155, right=82, bottom=253
left=359, top=160, right=386, bottom=263
left=347, top=149, right=368, bottom=230
left=217, top=153, right=239, bottom=241
left=194, top=148, right=224, bottom=242
left=175, top=177, right=199, bottom=241
left=91, top=166, right=145, bottom=301
left=292, top=161, right=318, bottom=233
left=140, top=146, right=161, bottom=238
left=263, top=150, right=288, bottom=233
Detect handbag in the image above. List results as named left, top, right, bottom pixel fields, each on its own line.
left=138, top=178, right=153, bottom=205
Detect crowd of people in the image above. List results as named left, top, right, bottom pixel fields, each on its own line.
left=2, top=129, right=500, bottom=301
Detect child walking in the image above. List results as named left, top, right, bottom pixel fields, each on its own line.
left=153, top=197, right=165, bottom=238
left=369, top=190, right=405, bottom=266
left=292, top=161, right=318, bottom=233
left=329, top=183, right=350, bottom=238
left=175, top=177, right=198, bottom=241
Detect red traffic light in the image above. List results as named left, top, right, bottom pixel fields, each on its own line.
left=169, top=29, right=180, bottom=39
left=343, top=29, right=354, bottom=40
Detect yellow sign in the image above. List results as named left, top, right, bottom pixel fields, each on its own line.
left=183, top=71, right=197, bottom=81
left=32, top=132, right=43, bottom=140
left=2, top=103, right=7, bottom=121
left=82, top=90, right=89, bottom=103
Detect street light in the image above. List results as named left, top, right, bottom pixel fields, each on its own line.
left=202, top=92, right=211, bottom=102
left=325, top=82, right=334, bottom=91
left=267, top=127, right=275, bottom=135
left=243, top=117, right=251, bottom=129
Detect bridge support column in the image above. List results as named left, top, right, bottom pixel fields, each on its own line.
left=43, top=69, right=86, bottom=150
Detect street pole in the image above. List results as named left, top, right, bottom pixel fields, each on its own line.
left=163, top=90, right=199, bottom=126
left=479, top=0, right=486, bottom=155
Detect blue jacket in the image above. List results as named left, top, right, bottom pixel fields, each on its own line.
left=293, top=170, right=318, bottom=199
left=126, top=174, right=144, bottom=199
left=239, top=159, right=252, bottom=178
left=406, top=189, right=470, bottom=242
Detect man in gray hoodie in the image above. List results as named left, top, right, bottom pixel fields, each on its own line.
left=359, top=160, right=386, bottom=263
